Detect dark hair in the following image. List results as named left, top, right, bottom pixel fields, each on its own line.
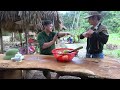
left=42, top=20, right=52, bottom=26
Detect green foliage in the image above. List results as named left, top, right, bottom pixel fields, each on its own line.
left=62, top=11, right=75, bottom=29
left=61, top=11, right=120, bottom=34
left=103, top=49, right=120, bottom=58
left=61, top=11, right=120, bottom=59
left=103, top=33, right=120, bottom=59
left=3, top=48, right=19, bottom=60
left=117, top=50, right=120, bottom=57
left=118, top=31, right=120, bottom=38
left=101, top=11, right=120, bottom=33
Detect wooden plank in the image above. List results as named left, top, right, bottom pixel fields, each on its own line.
left=0, top=54, right=120, bottom=79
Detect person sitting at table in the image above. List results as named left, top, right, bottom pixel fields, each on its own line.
left=37, top=20, right=71, bottom=79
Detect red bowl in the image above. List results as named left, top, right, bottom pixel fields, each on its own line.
left=52, top=48, right=77, bottom=62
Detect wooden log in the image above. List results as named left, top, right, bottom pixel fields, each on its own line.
left=19, top=32, right=23, bottom=47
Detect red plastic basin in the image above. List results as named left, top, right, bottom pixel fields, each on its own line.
left=52, top=48, right=77, bottom=62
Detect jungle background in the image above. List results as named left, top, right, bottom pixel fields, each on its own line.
left=59, top=11, right=120, bottom=59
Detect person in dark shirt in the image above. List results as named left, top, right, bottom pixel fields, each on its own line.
left=80, top=11, right=109, bottom=59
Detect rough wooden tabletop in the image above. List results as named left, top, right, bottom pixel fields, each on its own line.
left=0, top=54, right=120, bottom=79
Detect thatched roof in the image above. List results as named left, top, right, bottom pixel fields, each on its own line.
left=0, top=11, right=20, bottom=22
left=0, top=11, right=22, bottom=32
left=16, top=11, right=66, bottom=33
left=0, top=11, right=66, bottom=33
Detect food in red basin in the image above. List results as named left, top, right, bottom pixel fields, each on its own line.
left=52, top=48, right=77, bottom=62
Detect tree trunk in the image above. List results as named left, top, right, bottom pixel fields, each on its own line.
left=76, top=12, right=80, bottom=29
left=0, top=28, right=4, bottom=54
left=72, top=11, right=76, bottom=29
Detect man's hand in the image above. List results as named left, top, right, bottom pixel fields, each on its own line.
left=87, top=29, right=94, bottom=35
left=42, top=34, right=58, bottom=49
left=82, top=32, right=90, bottom=38
left=53, top=34, right=58, bottom=42
left=65, top=32, right=71, bottom=36
left=83, top=29, right=94, bottom=38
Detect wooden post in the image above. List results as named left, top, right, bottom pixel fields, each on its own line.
left=11, top=33, right=13, bottom=42
left=0, top=28, right=4, bottom=54
left=25, top=30, right=28, bottom=54
left=19, top=32, right=22, bottom=47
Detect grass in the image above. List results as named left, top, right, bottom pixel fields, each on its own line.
left=103, top=33, right=120, bottom=59
left=107, top=33, right=120, bottom=45
left=103, top=49, right=120, bottom=59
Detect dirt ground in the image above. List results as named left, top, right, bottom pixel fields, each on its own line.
left=24, top=70, right=81, bottom=79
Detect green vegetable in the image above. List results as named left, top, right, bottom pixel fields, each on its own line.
left=3, top=48, right=19, bottom=60
left=63, top=50, right=70, bottom=54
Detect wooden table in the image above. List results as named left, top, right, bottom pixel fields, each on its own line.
left=0, top=54, right=120, bottom=79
